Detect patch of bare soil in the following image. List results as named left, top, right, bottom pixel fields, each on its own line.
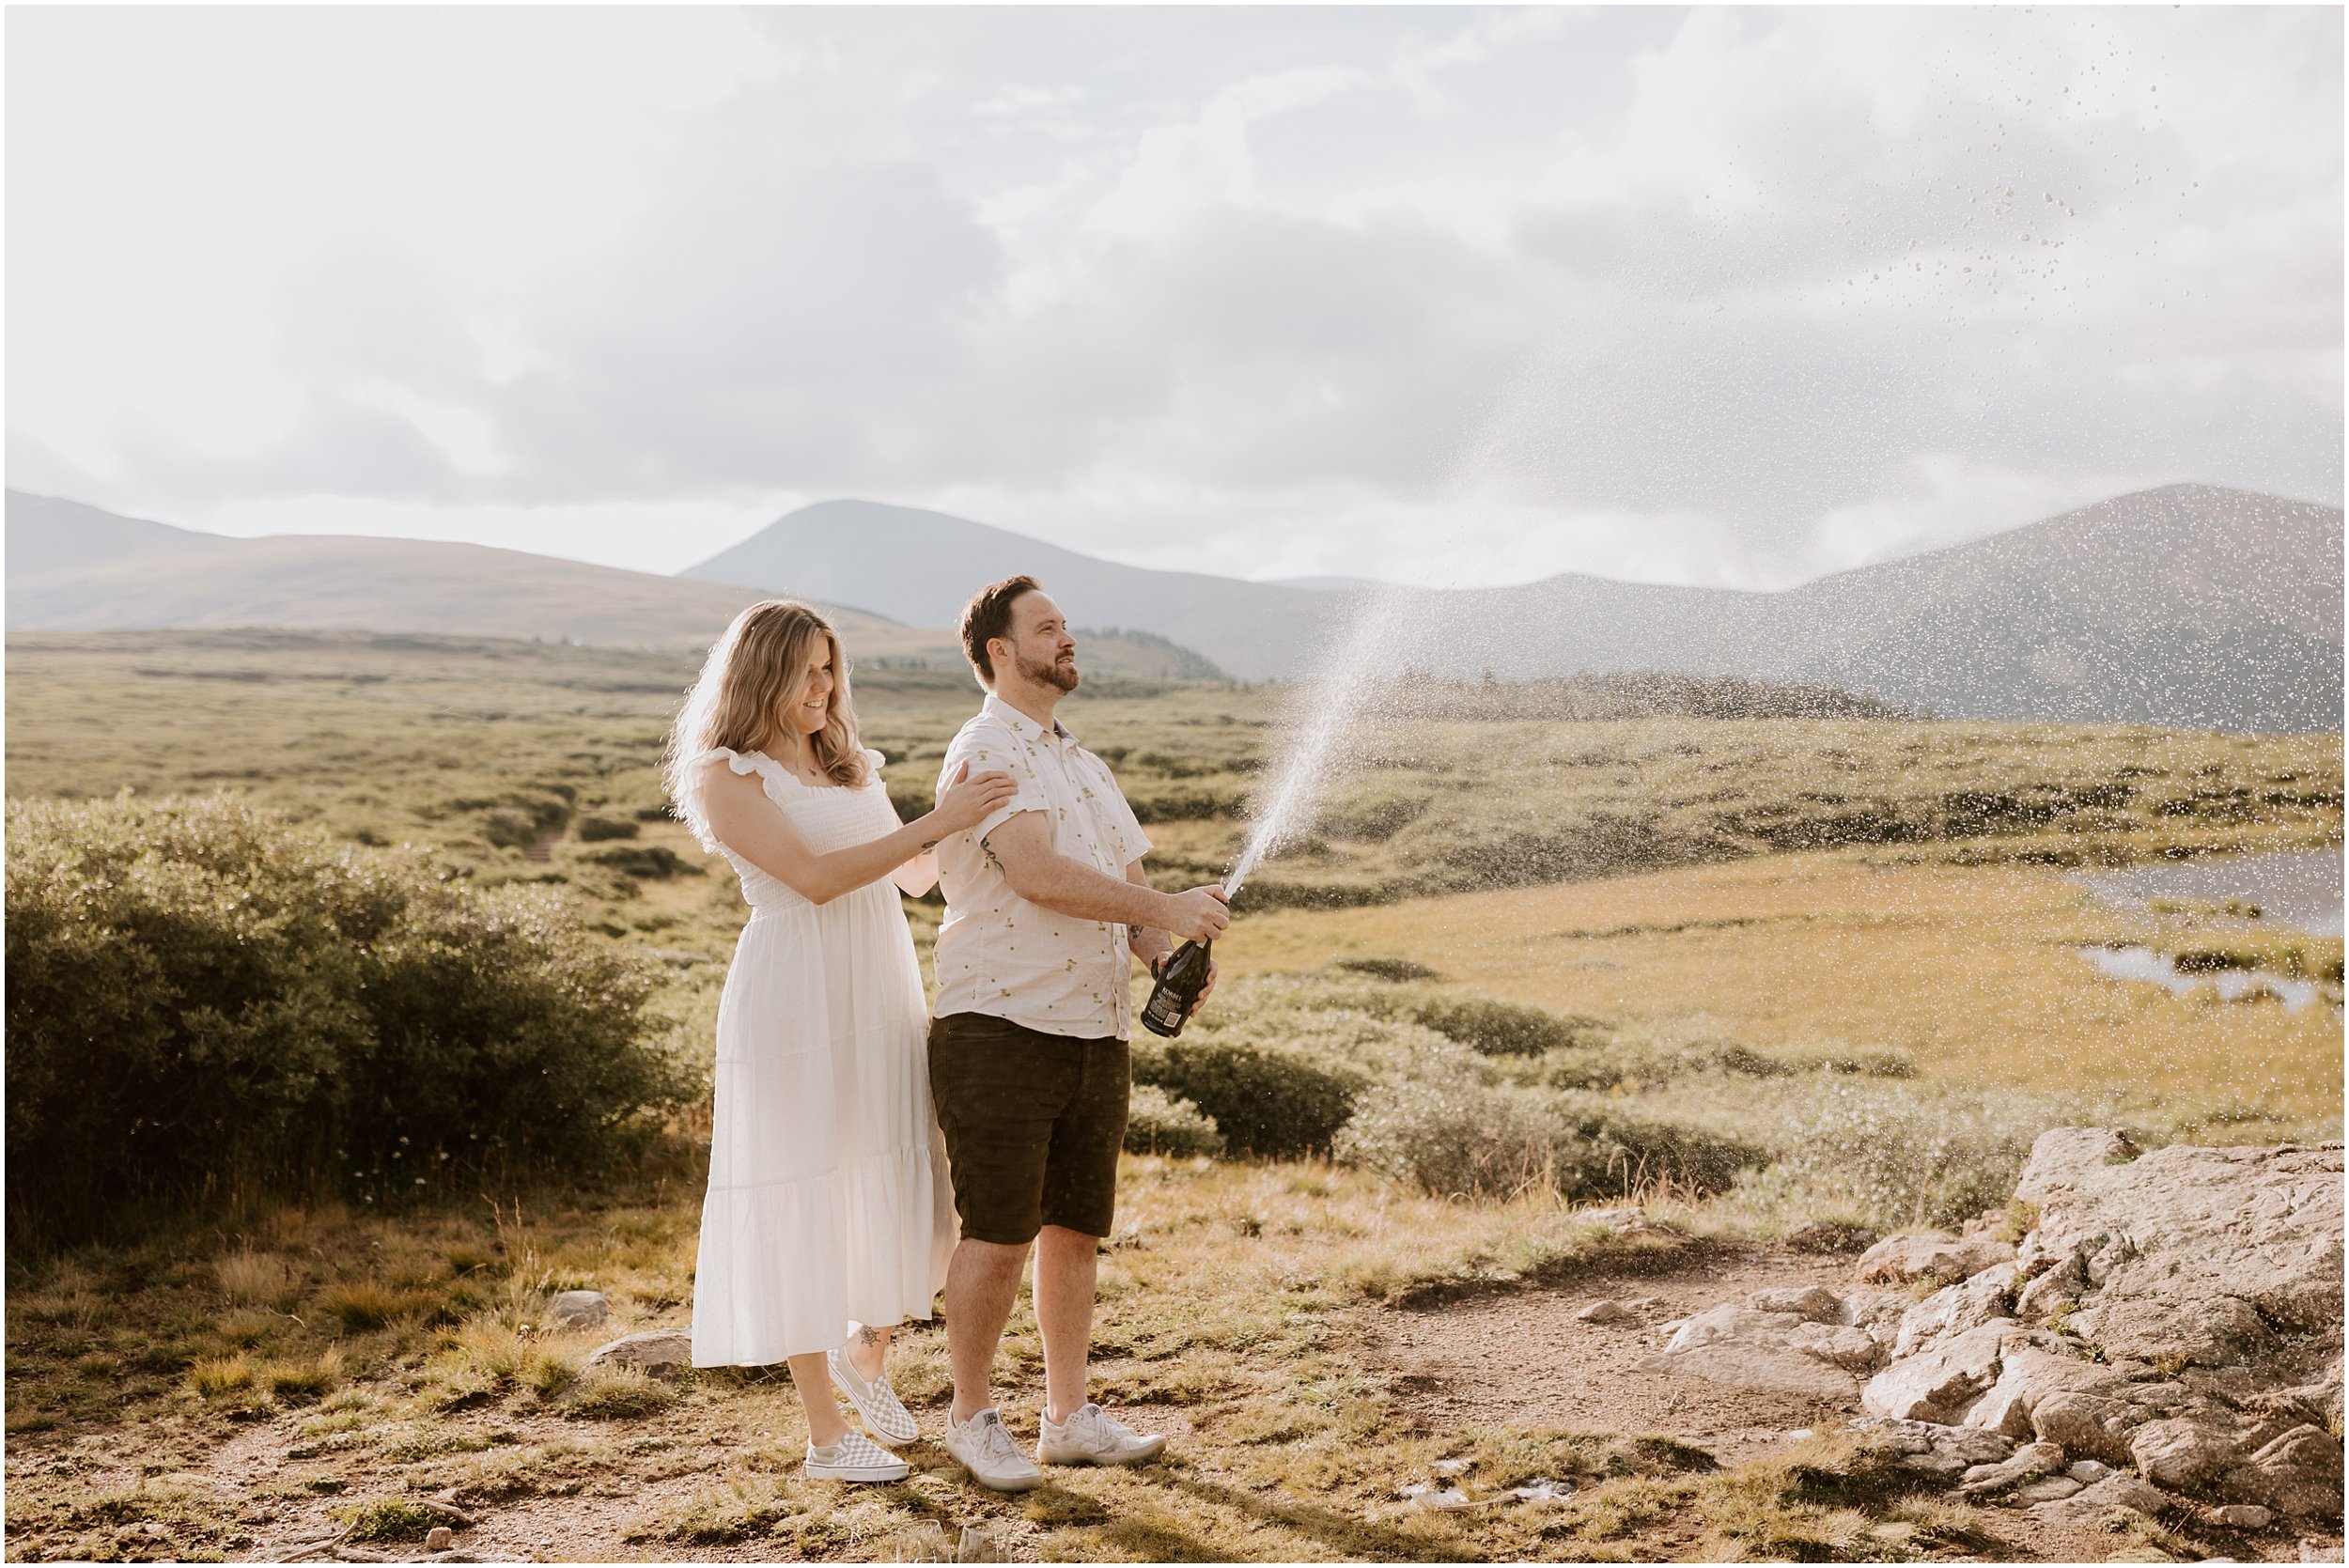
left=1364, top=1243, right=1852, bottom=1470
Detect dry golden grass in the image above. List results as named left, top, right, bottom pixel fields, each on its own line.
left=1220, top=847, right=2343, bottom=1123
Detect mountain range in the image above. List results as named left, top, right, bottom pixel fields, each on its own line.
left=8, top=484, right=2341, bottom=730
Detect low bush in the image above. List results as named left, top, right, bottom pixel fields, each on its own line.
left=1334, top=1081, right=1608, bottom=1199
left=1330, top=955, right=1442, bottom=983
left=572, top=815, right=640, bottom=843
left=1403, top=994, right=1600, bottom=1056
left=1122, top=1085, right=1224, bottom=1157
left=1132, top=1039, right=1363, bottom=1158
left=6, top=795, right=692, bottom=1243
left=581, top=844, right=701, bottom=879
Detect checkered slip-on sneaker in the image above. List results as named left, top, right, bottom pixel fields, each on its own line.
left=803, top=1429, right=910, bottom=1483
left=827, top=1345, right=919, bottom=1447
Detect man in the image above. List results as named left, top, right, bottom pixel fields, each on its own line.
left=926, top=574, right=1230, bottom=1492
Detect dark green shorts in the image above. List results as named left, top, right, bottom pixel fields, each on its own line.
left=927, top=1013, right=1129, bottom=1246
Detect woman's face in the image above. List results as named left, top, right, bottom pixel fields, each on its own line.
left=785, top=644, right=836, bottom=737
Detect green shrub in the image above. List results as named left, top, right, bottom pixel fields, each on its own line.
left=1123, top=1085, right=1224, bottom=1157
left=1334, top=1081, right=1609, bottom=1199
left=581, top=844, right=700, bottom=879
left=6, top=795, right=691, bottom=1242
left=573, top=815, right=640, bottom=843
left=1553, top=1098, right=1768, bottom=1197
left=1403, top=995, right=1599, bottom=1056
left=1132, top=1040, right=1362, bottom=1158
left=1330, top=956, right=1442, bottom=983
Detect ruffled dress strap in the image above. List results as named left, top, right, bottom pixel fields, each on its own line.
left=693, top=746, right=796, bottom=788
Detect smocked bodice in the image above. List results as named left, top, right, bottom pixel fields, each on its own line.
left=696, top=748, right=903, bottom=911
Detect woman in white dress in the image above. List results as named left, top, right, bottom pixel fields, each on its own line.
left=665, top=599, right=1015, bottom=1484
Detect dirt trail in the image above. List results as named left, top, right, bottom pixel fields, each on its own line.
left=1363, top=1243, right=1851, bottom=1470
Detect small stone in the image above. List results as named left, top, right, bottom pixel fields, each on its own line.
left=1575, top=1299, right=1635, bottom=1325
left=2014, top=1476, right=2085, bottom=1504
left=582, top=1328, right=694, bottom=1376
left=1856, top=1232, right=2016, bottom=1286
left=2296, top=1542, right=2343, bottom=1563
left=426, top=1528, right=454, bottom=1552
left=2212, top=1504, right=2273, bottom=1529
left=546, top=1290, right=609, bottom=1329
left=2030, top=1472, right=2170, bottom=1524
left=1955, top=1439, right=2065, bottom=1497
left=2068, top=1459, right=2115, bottom=1483
left=1748, top=1286, right=1843, bottom=1321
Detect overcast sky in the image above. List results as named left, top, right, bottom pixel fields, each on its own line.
left=8, top=6, right=2341, bottom=590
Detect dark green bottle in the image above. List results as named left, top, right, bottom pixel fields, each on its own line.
left=1141, top=939, right=1212, bottom=1038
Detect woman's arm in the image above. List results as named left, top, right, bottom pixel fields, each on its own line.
left=701, top=760, right=1012, bottom=907
left=891, top=849, right=940, bottom=898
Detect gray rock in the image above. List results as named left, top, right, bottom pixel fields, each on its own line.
left=2032, top=1389, right=2139, bottom=1466
left=1747, top=1286, right=1843, bottom=1322
left=2013, top=1127, right=2142, bottom=1205
left=2248, top=1425, right=2345, bottom=1521
left=1896, top=1262, right=2024, bottom=1358
left=2068, top=1460, right=2116, bottom=1483
left=2131, top=1416, right=2241, bottom=1491
left=1857, top=1232, right=2018, bottom=1286
left=1898, top=1451, right=1970, bottom=1477
left=1635, top=1304, right=1861, bottom=1402
left=2014, top=1475, right=2085, bottom=1504
left=1956, top=1440, right=2067, bottom=1497
left=546, top=1290, right=608, bottom=1329
left=1789, top=1321, right=1889, bottom=1374
left=1860, top=1321, right=2022, bottom=1423
left=1853, top=1416, right=2013, bottom=1465
left=1576, top=1298, right=1636, bottom=1325
left=1838, top=1289, right=1915, bottom=1338
left=424, top=1529, right=454, bottom=1553
left=2029, top=1472, right=2172, bottom=1523
left=2017, top=1137, right=2342, bottom=1369
left=2295, top=1541, right=2343, bottom=1562
left=2212, top=1504, right=2274, bottom=1529
left=582, top=1328, right=694, bottom=1376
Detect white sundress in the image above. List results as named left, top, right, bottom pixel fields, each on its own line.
left=689, top=746, right=957, bottom=1367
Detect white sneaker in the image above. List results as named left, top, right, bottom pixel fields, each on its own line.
left=1036, top=1403, right=1167, bottom=1467
left=804, top=1430, right=909, bottom=1483
left=941, top=1406, right=1043, bottom=1492
left=828, top=1345, right=918, bottom=1447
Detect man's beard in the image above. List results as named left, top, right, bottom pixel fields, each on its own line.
left=1016, top=647, right=1081, bottom=693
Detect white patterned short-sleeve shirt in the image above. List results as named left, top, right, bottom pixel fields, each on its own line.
left=932, top=693, right=1153, bottom=1039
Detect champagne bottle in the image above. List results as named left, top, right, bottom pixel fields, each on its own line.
left=1141, top=939, right=1212, bottom=1038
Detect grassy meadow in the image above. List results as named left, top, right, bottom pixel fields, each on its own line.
left=5, top=629, right=2342, bottom=1563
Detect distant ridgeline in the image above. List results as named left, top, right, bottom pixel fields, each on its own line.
left=10, top=483, right=2342, bottom=729
left=1386, top=671, right=1921, bottom=722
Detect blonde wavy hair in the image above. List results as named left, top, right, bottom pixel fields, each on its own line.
left=664, top=600, right=870, bottom=846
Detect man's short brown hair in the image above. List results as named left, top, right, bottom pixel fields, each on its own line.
left=959, top=574, right=1042, bottom=686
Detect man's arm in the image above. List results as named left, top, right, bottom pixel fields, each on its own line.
left=986, top=813, right=1228, bottom=941
left=1125, top=860, right=1173, bottom=970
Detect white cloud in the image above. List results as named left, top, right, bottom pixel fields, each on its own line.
left=5, top=6, right=2337, bottom=590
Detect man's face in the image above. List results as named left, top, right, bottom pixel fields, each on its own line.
left=998, top=590, right=1079, bottom=694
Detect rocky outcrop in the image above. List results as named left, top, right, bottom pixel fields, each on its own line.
left=1635, top=1130, right=2346, bottom=1525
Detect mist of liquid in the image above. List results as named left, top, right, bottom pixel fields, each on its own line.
left=1223, top=585, right=1418, bottom=901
